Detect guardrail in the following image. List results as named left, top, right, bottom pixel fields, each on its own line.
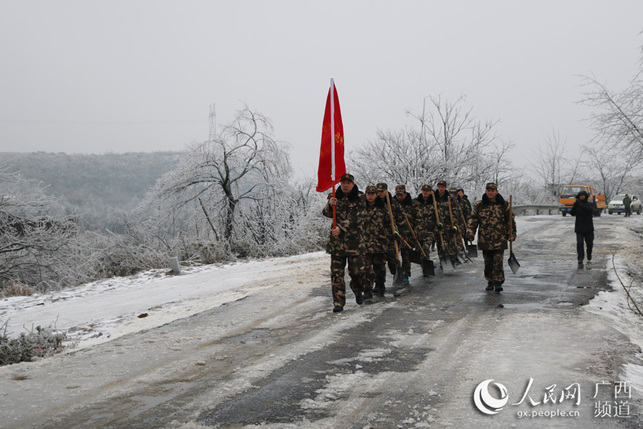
left=512, top=205, right=560, bottom=216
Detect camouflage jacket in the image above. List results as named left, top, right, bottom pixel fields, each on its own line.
left=415, top=194, right=437, bottom=243
left=381, top=191, right=408, bottom=239
left=322, top=186, right=363, bottom=256
left=358, top=195, right=394, bottom=254
left=434, top=191, right=464, bottom=234
left=458, top=196, right=472, bottom=222
left=392, top=193, right=421, bottom=245
left=467, top=193, right=516, bottom=250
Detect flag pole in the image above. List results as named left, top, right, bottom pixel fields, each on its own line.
left=330, top=78, right=337, bottom=228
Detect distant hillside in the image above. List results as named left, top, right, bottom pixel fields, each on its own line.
left=0, top=151, right=182, bottom=232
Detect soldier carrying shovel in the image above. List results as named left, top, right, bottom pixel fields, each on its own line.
left=467, top=182, right=516, bottom=293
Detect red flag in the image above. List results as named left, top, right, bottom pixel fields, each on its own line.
left=316, top=79, right=346, bottom=192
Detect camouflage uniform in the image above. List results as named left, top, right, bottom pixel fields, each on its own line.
left=359, top=186, right=395, bottom=295
left=466, top=184, right=516, bottom=288
left=377, top=183, right=406, bottom=276
left=434, top=185, right=464, bottom=261
left=322, top=177, right=366, bottom=309
left=457, top=189, right=472, bottom=224
left=415, top=187, right=437, bottom=269
left=392, top=185, right=421, bottom=280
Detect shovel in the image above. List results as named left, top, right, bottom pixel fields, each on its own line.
left=467, top=240, right=478, bottom=258
left=508, top=195, right=520, bottom=274
left=448, top=198, right=467, bottom=265
left=422, top=259, right=435, bottom=276
left=432, top=196, right=455, bottom=272
left=385, top=191, right=405, bottom=285
left=460, top=211, right=478, bottom=258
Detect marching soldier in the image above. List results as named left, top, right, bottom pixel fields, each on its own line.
left=393, top=184, right=420, bottom=284
left=467, top=182, right=516, bottom=293
left=434, top=180, right=464, bottom=265
left=359, top=185, right=396, bottom=298
left=377, top=183, right=406, bottom=279
left=457, top=188, right=472, bottom=223
left=415, top=185, right=437, bottom=275
left=322, top=173, right=367, bottom=312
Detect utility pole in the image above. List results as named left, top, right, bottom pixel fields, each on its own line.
left=208, top=103, right=216, bottom=142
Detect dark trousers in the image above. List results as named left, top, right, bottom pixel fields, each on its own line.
left=576, top=231, right=594, bottom=261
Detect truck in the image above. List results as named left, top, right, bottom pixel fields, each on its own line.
left=558, top=184, right=606, bottom=217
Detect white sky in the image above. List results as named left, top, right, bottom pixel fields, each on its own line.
left=1, top=0, right=642, bottom=178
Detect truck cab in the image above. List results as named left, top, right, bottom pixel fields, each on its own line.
left=558, top=184, right=606, bottom=217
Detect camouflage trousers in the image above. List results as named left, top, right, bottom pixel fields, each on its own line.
left=330, top=254, right=367, bottom=307
left=436, top=231, right=458, bottom=258
left=482, top=249, right=505, bottom=285
left=364, top=253, right=387, bottom=291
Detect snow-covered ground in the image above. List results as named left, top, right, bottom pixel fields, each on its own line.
left=2, top=215, right=643, bottom=388
left=0, top=252, right=329, bottom=350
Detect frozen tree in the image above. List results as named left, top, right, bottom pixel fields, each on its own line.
left=583, top=145, right=636, bottom=200
left=582, top=43, right=643, bottom=167
left=0, top=164, right=80, bottom=290
left=352, top=95, right=511, bottom=194
left=528, top=131, right=582, bottom=197
left=142, top=107, right=297, bottom=259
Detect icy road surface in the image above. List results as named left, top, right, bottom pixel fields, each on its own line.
left=1, top=215, right=643, bottom=428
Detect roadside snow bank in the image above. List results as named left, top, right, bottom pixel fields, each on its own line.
left=0, top=252, right=328, bottom=350
left=585, top=216, right=643, bottom=393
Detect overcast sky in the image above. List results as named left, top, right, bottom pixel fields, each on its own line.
left=1, top=0, right=642, bottom=179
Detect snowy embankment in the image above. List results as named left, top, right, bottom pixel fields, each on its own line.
left=0, top=252, right=329, bottom=351
left=584, top=216, right=643, bottom=393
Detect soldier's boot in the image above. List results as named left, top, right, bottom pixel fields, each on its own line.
left=485, top=282, right=494, bottom=291
left=333, top=305, right=343, bottom=313
left=494, top=282, right=503, bottom=293
left=356, top=293, right=364, bottom=305
left=364, top=290, right=374, bottom=300
left=577, top=259, right=584, bottom=270
left=374, top=282, right=386, bottom=296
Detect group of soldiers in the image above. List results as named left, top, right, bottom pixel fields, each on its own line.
left=322, top=173, right=516, bottom=313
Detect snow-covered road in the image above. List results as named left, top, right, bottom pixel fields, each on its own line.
left=1, top=215, right=642, bottom=428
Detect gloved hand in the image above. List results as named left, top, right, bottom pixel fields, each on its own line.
left=452, top=225, right=458, bottom=232
left=437, top=223, right=444, bottom=231
left=391, top=231, right=401, bottom=242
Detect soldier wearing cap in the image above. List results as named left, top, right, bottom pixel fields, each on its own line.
left=457, top=188, right=472, bottom=221
left=377, top=182, right=407, bottom=287
left=415, top=184, right=437, bottom=274
left=467, top=182, right=516, bottom=293
left=434, top=180, right=464, bottom=265
left=393, top=184, right=422, bottom=284
left=322, top=173, right=367, bottom=312
left=359, top=185, right=396, bottom=299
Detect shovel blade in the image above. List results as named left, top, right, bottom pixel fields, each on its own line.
left=440, top=255, right=455, bottom=273
left=393, top=260, right=404, bottom=285
left=467, top=243, right=478, bottom=258
left=508, top=252, right=520, bottom=274
left=422, top=260, right=435, bottom=276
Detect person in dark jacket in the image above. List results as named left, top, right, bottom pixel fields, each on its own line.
left=623, top=194, right=632, bottom=217
left=570, top=190, right=596, bottom=269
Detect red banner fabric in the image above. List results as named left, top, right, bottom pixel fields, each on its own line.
left=316, top=80, right=346, bottom=192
